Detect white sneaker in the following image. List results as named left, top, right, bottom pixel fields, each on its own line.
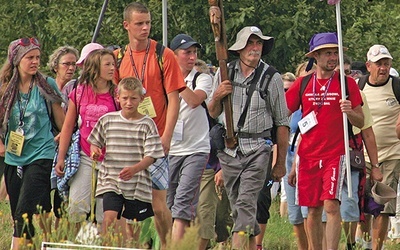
left=362, top=239, right=372, bottom=250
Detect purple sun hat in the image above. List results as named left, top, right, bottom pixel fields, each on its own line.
left=305, top=32, right=346, bottom=57
left=304, top=32, right=347, bottom=71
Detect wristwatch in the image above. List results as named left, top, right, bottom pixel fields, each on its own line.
left=374, top=163, right=382, bottom=168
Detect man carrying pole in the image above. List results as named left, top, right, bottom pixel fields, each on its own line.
left=286, top=32, right=364, bottom=250
left=208, top=24, right=289, bottom=250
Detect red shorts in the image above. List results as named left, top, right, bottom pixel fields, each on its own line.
left=296, top=155, right=345, bottom=207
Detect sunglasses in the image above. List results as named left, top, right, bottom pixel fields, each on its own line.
left=18, top=37, right=40, bottom=47
left=11, top=37, right=40, bottom=52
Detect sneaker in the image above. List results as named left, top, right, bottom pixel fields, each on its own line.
left=362, top=239, right=372, bottom=250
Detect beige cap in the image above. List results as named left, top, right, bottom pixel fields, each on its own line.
left=367, top=45, right=393, bottom=62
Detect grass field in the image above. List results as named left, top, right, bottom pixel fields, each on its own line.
left=0, top=196, right=399, bottom=249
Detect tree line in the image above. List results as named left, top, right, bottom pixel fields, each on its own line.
left=0, top=0, right=399, bottom=74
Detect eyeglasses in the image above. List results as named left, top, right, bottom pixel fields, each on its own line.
left=60, top=62, right=77, bottom=67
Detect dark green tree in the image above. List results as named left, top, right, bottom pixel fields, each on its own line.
left=0, top=0, right=399, bottom=73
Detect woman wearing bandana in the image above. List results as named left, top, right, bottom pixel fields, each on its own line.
left=0, top=38, right=64, bottom=249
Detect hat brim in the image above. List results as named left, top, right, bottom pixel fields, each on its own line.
left=371, top=181, right=396, bottom=205
left=228, top=34, right=274, bottom=56
left=369, top=54, right=393, bottom=63
left=76, top=43, right=104, bottom=66
left=175, top=42, right=202, bottom=51
left=305, top=44, right=348, bottom=57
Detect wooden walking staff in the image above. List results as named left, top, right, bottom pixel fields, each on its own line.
left=208, top=0, right=237, bottom=149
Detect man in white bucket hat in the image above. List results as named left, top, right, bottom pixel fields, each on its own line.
left=208, top=26, right=289, bottom=250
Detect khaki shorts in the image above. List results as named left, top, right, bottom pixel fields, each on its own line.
left=197, top=169, right=218, bottom=239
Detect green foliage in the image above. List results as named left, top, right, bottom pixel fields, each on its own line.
left=2, top=196, right=400, bottom=249
left=0, top=0, right=399, bottom=74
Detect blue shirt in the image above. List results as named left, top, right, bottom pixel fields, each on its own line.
left=5, top=78, right=61, bottom=166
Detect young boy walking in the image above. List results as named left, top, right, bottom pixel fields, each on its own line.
left=88, top=77, right=164, bottom=245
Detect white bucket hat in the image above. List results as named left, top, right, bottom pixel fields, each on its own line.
left=371, top=181, right=396, bottom=205
left=228, top=26, right=274, bottom=56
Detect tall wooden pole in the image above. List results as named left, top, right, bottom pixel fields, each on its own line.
left=208, top=0, right=237, bottom=149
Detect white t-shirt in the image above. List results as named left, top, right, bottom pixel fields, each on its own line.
left=169, top=69, right=213, bottom=155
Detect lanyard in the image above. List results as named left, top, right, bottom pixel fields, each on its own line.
left=128, top=39, right=151, bottom=84
left=17, top=78, right=34, bottom=127
left=312, top=71, right=335, bottom=111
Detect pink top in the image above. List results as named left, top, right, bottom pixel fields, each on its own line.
left=69, top=84, right=118, bottom=160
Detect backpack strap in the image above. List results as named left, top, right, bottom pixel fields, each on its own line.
left=290, top=73, right=312, bottom=151
left=191, top=71, right=205, bottom=108
left=116, top=42, right=165, bottom=83
left=237, top=63, right=266, bottom=130
left=228, top=62, right=235, bottom=82
left=299, top=73, right=313, bottom=100
left=357, top=74, right=368, bottom=90
left=391, top=76, right=400, bottom=104
left=191, top=71, right=218, bottom=130
left=116, top=45, right=128, bottom=70
left=155, top=42, right=165, bottom=83
left=259, top=66, right=278, bottom=100
left=44, top=77, right=62, bottom=136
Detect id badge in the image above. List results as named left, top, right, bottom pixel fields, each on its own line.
left=6, top=131, right=25, bottom=156
left=172, top=120, right=184, bottom=141
left=298, top=111, right=318, bottom=134
left=138, top=96, right=157, bottom=118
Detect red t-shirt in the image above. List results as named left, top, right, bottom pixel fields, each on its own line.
left=285, top=72, right=363, bottom=160
left=114, top=39, right=186, bottom=136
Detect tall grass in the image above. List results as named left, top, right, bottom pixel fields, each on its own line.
left=0, top=201, right=12, bottom=248
left=264, top=198, right=297, bottom=249
left=1, top=196, right=399, bottom=249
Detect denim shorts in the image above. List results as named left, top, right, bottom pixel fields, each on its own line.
left=283, top=148, right=306, bottom=224
left=340, top=170, right=360, bottom=222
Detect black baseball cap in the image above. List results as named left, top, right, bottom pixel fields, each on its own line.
left=170, top=34, right=201, bottom=51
